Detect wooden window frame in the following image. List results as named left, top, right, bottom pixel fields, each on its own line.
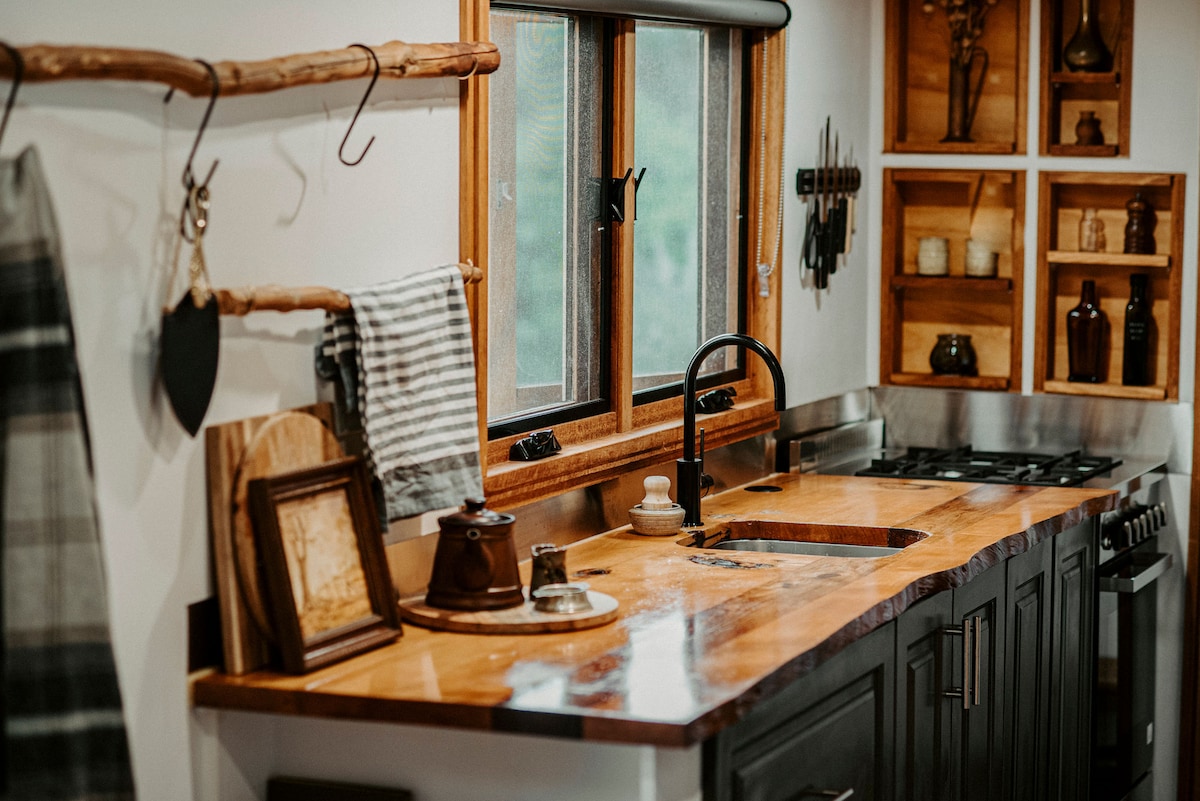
left=460, top=0, right=787, bottom=510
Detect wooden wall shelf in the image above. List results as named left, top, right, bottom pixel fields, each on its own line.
left=888, top=373, right=1011, bottom=392
left=1046, top=251, right=1170, bottom=269
left=884, top=0, right=1029, bottom=154
left=890, top=275, right=1014, bottom=293
left=881, top=168, right=1025, bottom=391
left=1039, top=0, right=1133, bottom=156
left=1034, top=171, right=1184, bottom=401
left=1041, top=380, right=1165, bottom=401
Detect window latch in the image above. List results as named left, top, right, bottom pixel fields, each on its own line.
left=609, top=166, right=647, bottom=223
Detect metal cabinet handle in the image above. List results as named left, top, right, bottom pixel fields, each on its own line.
left=1099, top=551, right=1173, bottom=594
left=941, top=622, right=970, bottom=709
left=972, top=615, right=982, bottom=707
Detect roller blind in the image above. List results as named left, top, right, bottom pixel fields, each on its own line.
left=496, top=0, right=790, bottom=28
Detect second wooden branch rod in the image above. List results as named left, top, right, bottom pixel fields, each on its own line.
left=1, top=40, right=499, bottom=96
left=215, top=262, right=484, bottom=316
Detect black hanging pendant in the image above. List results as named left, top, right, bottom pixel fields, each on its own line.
left=160, top=291, right=220, bottom=436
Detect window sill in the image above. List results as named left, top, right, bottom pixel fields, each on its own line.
left=483, top=398, right=780, bottom=510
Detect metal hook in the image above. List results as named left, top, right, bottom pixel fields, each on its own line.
left=458, top=56, right=479, bottom=81
left=338, top=44, right=379, bottom=167
left=175, top=59, right=221, bottom=193
left=165, top=60, right=220, bottom=242
left=0, top=43, right=24, bottom=152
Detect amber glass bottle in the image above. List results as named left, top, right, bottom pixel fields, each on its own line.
left=1122, top=273, right=1153, bottom=386
left=1067, top=279, right=1106, bottom=382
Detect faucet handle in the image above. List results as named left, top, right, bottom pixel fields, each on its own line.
left=698, top=429, right=714, bottom=492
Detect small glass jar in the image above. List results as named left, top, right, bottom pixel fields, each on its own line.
left=1079, top=208, right=1106, bottom=252
left=929, top=333, right=978, bottom=376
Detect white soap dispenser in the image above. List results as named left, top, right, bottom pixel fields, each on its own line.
left=628, top=475, right=687, bottom=535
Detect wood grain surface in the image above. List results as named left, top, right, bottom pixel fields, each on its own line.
left=193, top=473, right=1116, bottom=746
left=205, top=406, right=342, bottom=675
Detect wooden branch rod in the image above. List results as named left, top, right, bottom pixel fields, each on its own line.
left=214, top=261, right=484, bottom=316
left=1, top=40, right=499, bottom=97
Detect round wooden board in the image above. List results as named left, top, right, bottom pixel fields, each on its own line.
left=231, top=411, right=345, bottom=640
left=399, top=591, right=619, bottom=634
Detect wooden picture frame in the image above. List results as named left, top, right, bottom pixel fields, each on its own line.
left=249, top=456, right=400, bottom=674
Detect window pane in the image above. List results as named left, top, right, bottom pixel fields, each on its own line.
left=488, top=10, right=605, bottom=427
left=632, top=23, right=743, bottom=394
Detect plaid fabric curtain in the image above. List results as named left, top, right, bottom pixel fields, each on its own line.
left=0, top=147, right=136, bottom=799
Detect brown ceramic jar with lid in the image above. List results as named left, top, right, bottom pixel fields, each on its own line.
left=425, top=498, right=524, bottom=611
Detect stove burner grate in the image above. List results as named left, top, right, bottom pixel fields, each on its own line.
left=854, top=445, right=1122, bottom=487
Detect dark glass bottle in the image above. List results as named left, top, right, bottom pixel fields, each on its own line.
left=1067, top=279, right=1106, bottom=383
left=1122, top=273, right=1153, bottom=386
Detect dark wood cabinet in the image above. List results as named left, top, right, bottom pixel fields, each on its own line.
left=708, top=523, right=1097, bottom=801
left=895, top=563, right=1009, bottom=801
left=705, top=622, right=895, bottom=801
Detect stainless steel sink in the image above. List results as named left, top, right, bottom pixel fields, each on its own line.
left=680, top=520, right=928, bottom=558
left=708, top=540, right=904, bottom=558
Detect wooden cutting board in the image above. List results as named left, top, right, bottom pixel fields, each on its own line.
left=205, top=405, right=344, bottom=675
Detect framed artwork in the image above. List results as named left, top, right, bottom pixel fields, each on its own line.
left=249, top=456, right=400, bottom=674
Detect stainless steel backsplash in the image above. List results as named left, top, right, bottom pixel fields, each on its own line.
left=869, top=386, right=1193, bottom=473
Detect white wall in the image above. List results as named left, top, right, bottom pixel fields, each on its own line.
left=3, top=3, right=462, bottom=799
left=779, top=1, right=878, bottom=405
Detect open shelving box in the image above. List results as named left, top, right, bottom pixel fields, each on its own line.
left=1034, top=171, right=1184, bottom=400
left=1039, top=0, right=1133, bottom=156
left=884, top=0, right=1029, bottom=154
left=881, top=169, right=1025, bottom=391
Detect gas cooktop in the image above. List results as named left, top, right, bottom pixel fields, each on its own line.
left=853, top=445, right=1123, bottom=488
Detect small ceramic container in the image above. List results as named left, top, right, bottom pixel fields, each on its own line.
left=964, top=238, right=998, bottom=278
left=916, top=237, right=950, bottom=276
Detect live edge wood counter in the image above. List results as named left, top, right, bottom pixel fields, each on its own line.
left=191, top=473, right=1116, bottom=747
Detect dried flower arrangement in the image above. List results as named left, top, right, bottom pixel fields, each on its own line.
left=923, top=0, right=1000, bottom=66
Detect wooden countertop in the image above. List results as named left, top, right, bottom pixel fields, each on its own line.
left=191, top=473, right=1116, bottom=747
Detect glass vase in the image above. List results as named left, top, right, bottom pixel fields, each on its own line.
left=1063, top=0, right=1113, bottom=72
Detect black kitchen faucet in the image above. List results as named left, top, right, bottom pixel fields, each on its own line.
left=677, top=334, right=787, bottom=526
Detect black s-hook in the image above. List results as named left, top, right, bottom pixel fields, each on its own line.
left=179, top=60, right=220, bottom=195
left=338, top=44, right=379, bottom=167
left=0, top=42, right=24, bottom=152
left=165, top=60, right=220, bottom=242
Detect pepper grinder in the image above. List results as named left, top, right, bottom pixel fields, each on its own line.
left=1123, top=193, right=1156, bottom=255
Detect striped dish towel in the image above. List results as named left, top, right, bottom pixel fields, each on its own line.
left=318, top=265, right=483, bottom=521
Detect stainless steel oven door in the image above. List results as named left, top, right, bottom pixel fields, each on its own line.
left=1093, top=536, right=1172, bottom=801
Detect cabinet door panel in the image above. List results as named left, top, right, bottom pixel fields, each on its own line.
left=706, top=623, right=895, bottom=801
left=896, top=592, right=954, bottom=801
left=1005, top=537, right=1053, bottom=801
left=1049, top=520, right=1096, bottom=801
left=952, top=564, right=1007, bottom=801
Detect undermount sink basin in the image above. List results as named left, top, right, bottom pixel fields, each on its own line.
left=681, top=520, right=928, bottom=558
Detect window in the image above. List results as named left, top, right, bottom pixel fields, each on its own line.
left=632, top=23, right=743, bottom=398
left=487, top=12, right=605, bottom=429
left=461, top=1, right=787, bottom=508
